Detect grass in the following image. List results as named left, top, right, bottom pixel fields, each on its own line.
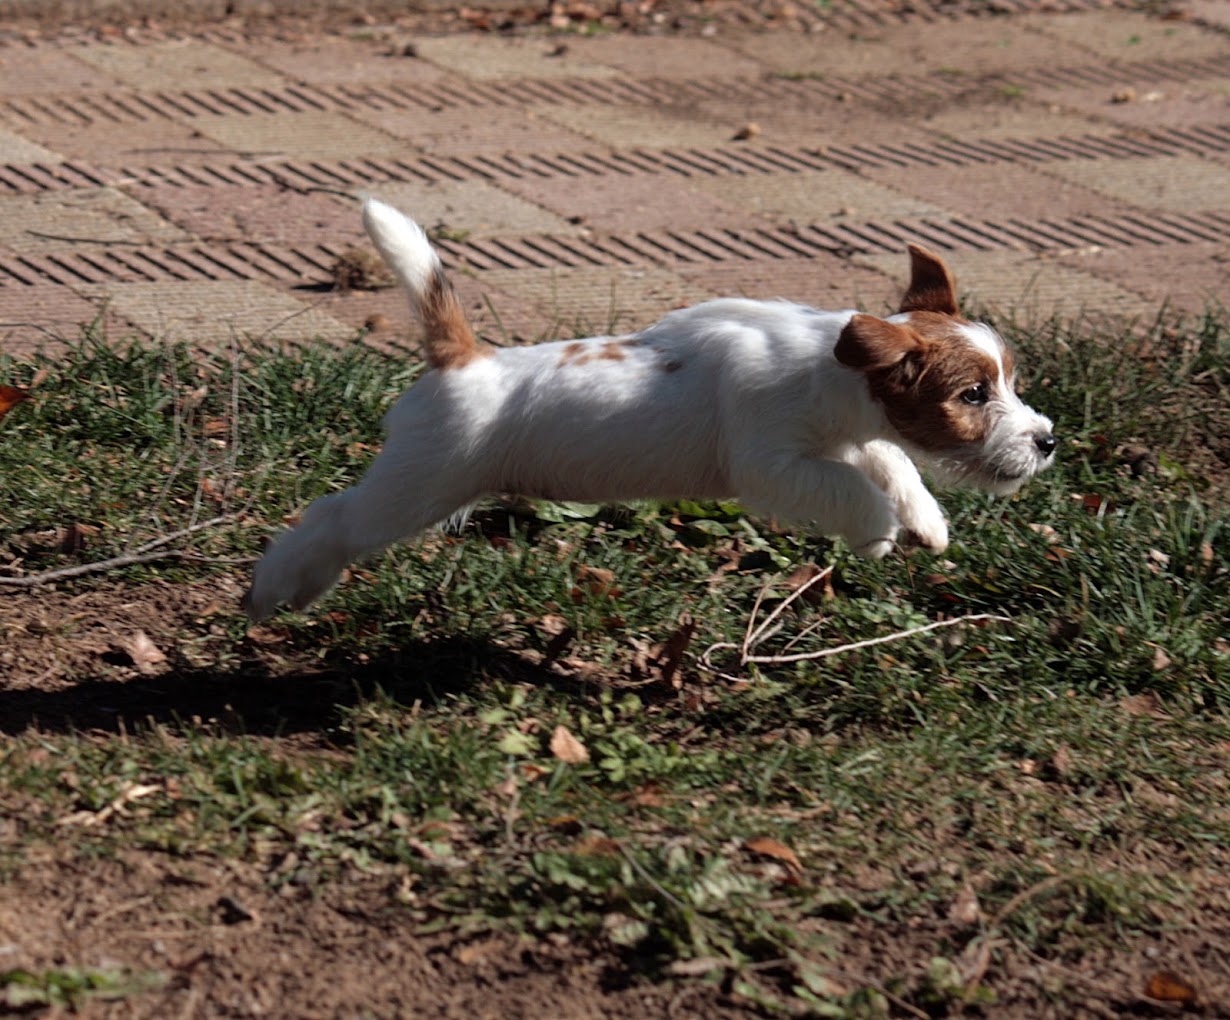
left=0, top=305, right=1228, bottom=1015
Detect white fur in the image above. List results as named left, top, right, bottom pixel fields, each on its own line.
left=243, top=200, right=1055, bottom=620
left=362, top=197, right=440, bottom=321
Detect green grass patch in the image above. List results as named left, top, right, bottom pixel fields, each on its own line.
left=1, top=306, right=1228, bottom=1014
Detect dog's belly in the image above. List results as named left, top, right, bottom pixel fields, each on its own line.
left=495, top=410, right=732, bottom=503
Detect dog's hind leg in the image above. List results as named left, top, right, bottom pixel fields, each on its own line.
left=243, top=446, right=478, bottom=621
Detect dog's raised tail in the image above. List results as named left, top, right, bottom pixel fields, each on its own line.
left=362, top=197, right=486, bottom=371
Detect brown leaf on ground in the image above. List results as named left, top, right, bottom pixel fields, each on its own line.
left=1144, top=970, right=1198, bottom=1004
left=0, top=385, right=30, bottom=421
left=785, top=562, right=834, bottom=604
left=115, top=630, right=168, bottom=675
left=1120, top=691, right=1168, bottom=719
left=570, top=565, right=621, bottom=601
left=536, top=614, right=575, bottom=662
left=550, top=725, right=590, bottom=765
left=574, top=835, right=621, bottom=857
left=656, top=613, right=696, bottom=687
left=744, top=836, right=803, bottom=875
left=948, top=883, right=983, bottom=927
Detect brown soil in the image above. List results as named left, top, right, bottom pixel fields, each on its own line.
left=2, top=580, right=1230, bottom=1017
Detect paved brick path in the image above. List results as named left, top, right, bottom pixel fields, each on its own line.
left=2, top=2, right=1229, bottom=357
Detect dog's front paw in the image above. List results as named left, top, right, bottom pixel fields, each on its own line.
left=897, top=495, right=949, bottom=553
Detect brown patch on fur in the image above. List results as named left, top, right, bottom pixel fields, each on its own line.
left=421, top=269, right=489, bottom=371
left=558, top=342, right=588, bottom=368
left=837, top=312, right=998, bottom=451
left=899, top=244, right=959, bottom=317
left=556, top=340, right=632, bottom=368
left=661, top=359, right=683, bottom=373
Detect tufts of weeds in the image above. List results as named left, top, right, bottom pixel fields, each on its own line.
left=1, top=307, right=1229, bottom=1014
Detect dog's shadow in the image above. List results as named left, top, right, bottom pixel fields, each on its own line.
left=0, top=636, right=549, bottom=740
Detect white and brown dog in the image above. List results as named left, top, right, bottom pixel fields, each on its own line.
left=244, top=198, right=1055, bottom=620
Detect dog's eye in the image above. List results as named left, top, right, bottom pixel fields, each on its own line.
left=961, top=383, right=990, bottom=405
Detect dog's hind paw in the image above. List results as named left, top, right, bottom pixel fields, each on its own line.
left=855, top=536, right=898, bottom=559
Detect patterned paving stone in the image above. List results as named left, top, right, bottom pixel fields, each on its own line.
left=363, top=180, right=580, bottom=238
left=1054, top=243, right=1230, bottom=316
left=857, top=248, right=1156, bottom=322
left=861, top=162, right=1135, bottom=222
left=1185, top=0, right=1230, bottom=31
left=72, top=38, right=288, bottom=89
left=309, top=271, right=543, bottom=350
left=476, top=265, right=713, bottom=336
left=726, top=18, right=1092, bottom=76
left=0, top=284, right=134, bottom=357
left=0, top=44, right=120, bottom=94
left=1041, top=155, right=1230, bottom=214
left=560, top=35, right=765, bottom=79
left=1037, top=77, right=1230, bottom=129
left=0, top=126, right=60, bottom=165
left=190, top=110, right=409, bottom=161
left=534, top=103, right=737, bottom=150
left=0, top=188, right=190, bottom=255
left=501, top=172, right=751, bottom=233
left=237, top=35, right=459, bottom=86
left=690, top=169, right=950, bottom=223
left=684, top=95, right=942, bottom=148
left=915, top=99, right=1105, bottom=141
left=675, top=254, right=898, bottom=311
left=131, top=184, right=359, bottom=246
left=9, top=116, right=232, bottom=164
left=81, top=279, right=355, bottom=348
left=1024, top=10, right=1230, bottom=63
left=410, top=35, right=621, bottom=80
left=354, top=105, right=592, bottom=158
left=2, top=2, right=1227, bottom=362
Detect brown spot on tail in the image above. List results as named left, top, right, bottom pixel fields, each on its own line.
left=421, top=268, right=488, bottom=371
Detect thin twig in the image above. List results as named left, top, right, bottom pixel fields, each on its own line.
left=0, top=515, right=234, bottom=588
left=700, top=564, right=1010, bottom=676
left=747, top=566, right=834, bottom=648
left=743, top=614, right=1011, bottom=666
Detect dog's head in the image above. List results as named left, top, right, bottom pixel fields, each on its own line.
left=835, top=245, right=1056, bottom=494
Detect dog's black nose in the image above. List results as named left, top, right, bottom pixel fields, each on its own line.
left=1035, top=433, right=1057, bottom=457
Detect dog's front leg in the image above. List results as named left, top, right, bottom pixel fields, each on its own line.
left=731, top=449, right=902, bottom=558
left=844, top=440, right=948, bottom=553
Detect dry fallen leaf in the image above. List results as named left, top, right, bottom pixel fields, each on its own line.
left=117, top=630, right=168, bottom=675
left=1144, top=970, right=1198, bottom=1004
left=656, top=613, right=696, bottom=687
left=574, top=834, right=621, bottom=857
left=571, top=564, right=621, bottom=601
left=1050, top=743, right=1074, bottom=778
left=0, top=385, right=30, bottom=422
left=948, top=883, right=982, bottom=926
left=1119, top=691, right=1168, bottom=719
left=785, top=562, right=834, bottom=604
left=744, top=835, right=803, bottom=875
left=550, top=724, right=590, bottom=765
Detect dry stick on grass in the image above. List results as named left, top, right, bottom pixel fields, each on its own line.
left=701, top=566, right=1011, bottom=677
left=0, top=515, right=235, bottom=589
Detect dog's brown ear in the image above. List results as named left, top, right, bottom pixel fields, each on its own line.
left=835, top=314, right=921, bottom=373
left=898, top=244, right=958, bottom=316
